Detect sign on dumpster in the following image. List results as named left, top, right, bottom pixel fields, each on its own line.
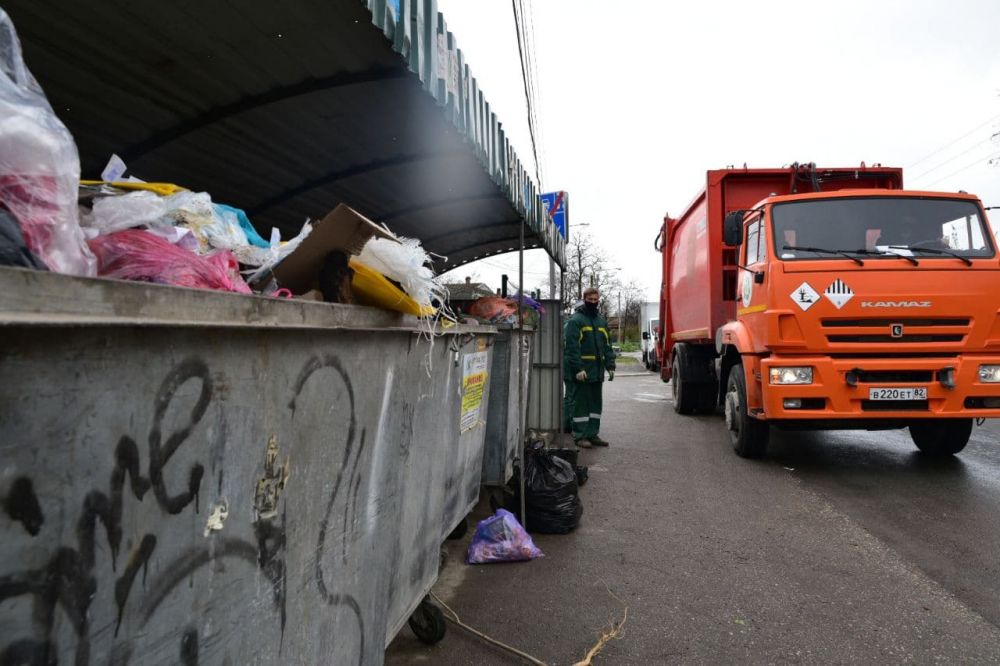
left=461, top=352, right=489, bottom=432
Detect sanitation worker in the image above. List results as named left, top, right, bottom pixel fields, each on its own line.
left=564, top=287, right=615, bottom=448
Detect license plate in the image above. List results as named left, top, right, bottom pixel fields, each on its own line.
left=868, top=387, right=927, bottom=401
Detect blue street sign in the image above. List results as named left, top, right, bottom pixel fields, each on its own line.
left=540, top=191, right=568, bottom=239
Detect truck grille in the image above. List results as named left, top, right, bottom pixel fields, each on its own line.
left=822, top=318, right=970, bottom=327
left=827, top=334, right=964, bottom=343
left=821, top=318, right=969, bottom=345
left=852, top=370, right=933, bottom=383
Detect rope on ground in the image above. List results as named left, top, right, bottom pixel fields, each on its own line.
left=429, top=591, right=548, bottom=666
left=571, top=586, right=629, bottom=666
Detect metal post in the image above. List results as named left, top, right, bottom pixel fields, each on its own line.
left=548, top=256, right=556, bottom=299
left=517, top=218, right=526, bottom=528
left=559, top=266, right=565, bottom=437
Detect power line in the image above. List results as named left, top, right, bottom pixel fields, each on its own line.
left=511, top=0, right=542, bottom=189
left=909, top=136, right=994, bottom=183
left=525, top=0, right=546, bottom=188
left=906, top=113, right=1000, bottom=170
left=923, top=150, right=1000, bottom=190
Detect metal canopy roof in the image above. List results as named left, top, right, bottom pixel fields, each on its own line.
left=4, top=0, right=565, bottom=270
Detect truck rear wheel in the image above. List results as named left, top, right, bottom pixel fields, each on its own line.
left=909, top=419, right=972, bottom=456
left=672, top=346, right=717, bottom=415
left=671, top=354, right=692, bottom=414
left=725, top=364, right=769, bottom=459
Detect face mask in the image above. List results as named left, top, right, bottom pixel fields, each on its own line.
left=584, top=302, right=598, bottom=314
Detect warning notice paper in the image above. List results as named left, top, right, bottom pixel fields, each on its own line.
left=460, top=352, right=489, bottom=432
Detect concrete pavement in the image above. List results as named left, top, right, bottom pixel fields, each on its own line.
left=386, top=370, right=1000, bottom=664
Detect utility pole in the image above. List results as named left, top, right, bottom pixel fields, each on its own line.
left=617, top=291, right=622, bottom=344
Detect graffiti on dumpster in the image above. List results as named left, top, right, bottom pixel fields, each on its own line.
left=290, top=354, right=368, bottom=664
left=0, top=358, right=287, bottom=666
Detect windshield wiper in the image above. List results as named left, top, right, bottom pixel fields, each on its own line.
left=783, top=245, right=864, bottom=266
left=852, top=248, right=919, bottom=266
left=888, top=245, right=973, bottom=266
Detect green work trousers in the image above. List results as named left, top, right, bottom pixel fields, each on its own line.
left=565, top=380, right=603, bottom=440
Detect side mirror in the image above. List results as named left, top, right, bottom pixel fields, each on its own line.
left=641, top=331, right=650, bottom=340
left=724, top=210, right=744, bottom=247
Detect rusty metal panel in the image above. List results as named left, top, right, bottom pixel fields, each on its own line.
left=482, top=327, right=533, bottom=486
left=0, top=268, right=493, bottom=664
left=527, top=300, right=564, bottom=432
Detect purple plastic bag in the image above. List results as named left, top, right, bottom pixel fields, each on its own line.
left=467, top=509, right=543, bottom=564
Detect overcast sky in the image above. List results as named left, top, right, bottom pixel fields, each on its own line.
left=436, top=0, right=1000, bottom=303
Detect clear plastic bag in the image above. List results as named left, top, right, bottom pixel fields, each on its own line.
left=0, top=9, right=95, bottom=275
left=467, top=509, right=543, bottom=564
left=88, top=229, right=251, bottom=294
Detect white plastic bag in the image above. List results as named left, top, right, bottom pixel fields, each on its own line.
left=0, top=9, right=95, bottom=275
left=357, top=235, right=446, bottom=307
left=81, top=190, right=168, bottom=237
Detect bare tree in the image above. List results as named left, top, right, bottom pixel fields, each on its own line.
left=546, top=230, right=617, bottom=312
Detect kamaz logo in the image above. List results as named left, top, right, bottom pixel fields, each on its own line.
left=860, top=301, right=932, bottom=308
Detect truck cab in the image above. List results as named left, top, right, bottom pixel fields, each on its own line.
left=720, top=189, right=999, bottom=456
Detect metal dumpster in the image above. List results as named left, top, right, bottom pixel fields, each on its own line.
left=0, top=267, right=494, bottom=665
left=481, top=326, right=533, bottom=487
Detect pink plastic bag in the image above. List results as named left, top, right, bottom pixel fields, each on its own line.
left=88, top=229, right=251, bottom=294
left=467, top=509, right=543, bottom=564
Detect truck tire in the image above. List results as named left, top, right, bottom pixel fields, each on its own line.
left=724, top=364, right=769, bottom=459
left=672, top=350, right=696, bottom=415
left=909, top=419, right=972, bottom=456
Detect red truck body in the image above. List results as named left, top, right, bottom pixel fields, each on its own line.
left=657, top=165, right=903, bottom=379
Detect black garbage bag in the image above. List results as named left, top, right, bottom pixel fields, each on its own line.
left=521, top=448, right=583, bottom=534
left=548, top=447, right=588, bottom=487
left=0, top=209, right=48, bottom=269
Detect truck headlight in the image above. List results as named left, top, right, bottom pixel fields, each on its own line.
left=978, top=365, right=1000, bottom=383
left=769, top=367, right=813, bottom=385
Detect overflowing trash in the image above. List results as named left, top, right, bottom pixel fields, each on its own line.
left=0, top=8, right=457, bottom=322
left=467, top=509, right=543, bottom=564
left=466, top=294, right=544, bottom=327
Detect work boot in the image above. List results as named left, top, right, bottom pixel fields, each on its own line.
left=590, top=435, right=610, bottom=447
left=575, top=438, right=593, bottom=449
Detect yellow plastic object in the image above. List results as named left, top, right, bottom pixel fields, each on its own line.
left=348, top=258, right=435, bottom=317
left=80, top=180, right=187, bottom=196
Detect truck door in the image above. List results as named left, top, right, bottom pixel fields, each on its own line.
left=737, top=212, right=768, bottom=341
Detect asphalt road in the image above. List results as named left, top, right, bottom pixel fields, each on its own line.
left=386, top=365, right=1000, bottom=664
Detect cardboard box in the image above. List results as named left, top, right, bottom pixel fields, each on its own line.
left=271, top=204, right=397, bottom=294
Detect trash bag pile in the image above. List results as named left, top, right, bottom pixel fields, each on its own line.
left=466, top=509, right=543, bottom=564
left=514, top=441, right=584, bottom=534
left=467, top=294, right=544, bottom=327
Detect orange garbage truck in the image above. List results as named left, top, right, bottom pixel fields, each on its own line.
left=655, top=163, right=1000, bottom=458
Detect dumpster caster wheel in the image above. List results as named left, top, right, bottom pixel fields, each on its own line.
left=409, top=596, right=446, bottom=645
left=446, top=517, right=468, bottom=540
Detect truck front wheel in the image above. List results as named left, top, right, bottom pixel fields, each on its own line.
left=725, top=364, right=769, bottom=459
left=909, top=419, right=972, bottom=456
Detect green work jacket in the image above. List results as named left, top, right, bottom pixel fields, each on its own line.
left=564, top=305, right=615, bottom=382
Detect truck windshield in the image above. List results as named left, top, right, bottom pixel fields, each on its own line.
left=771, top=197, right=994, bottom=261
